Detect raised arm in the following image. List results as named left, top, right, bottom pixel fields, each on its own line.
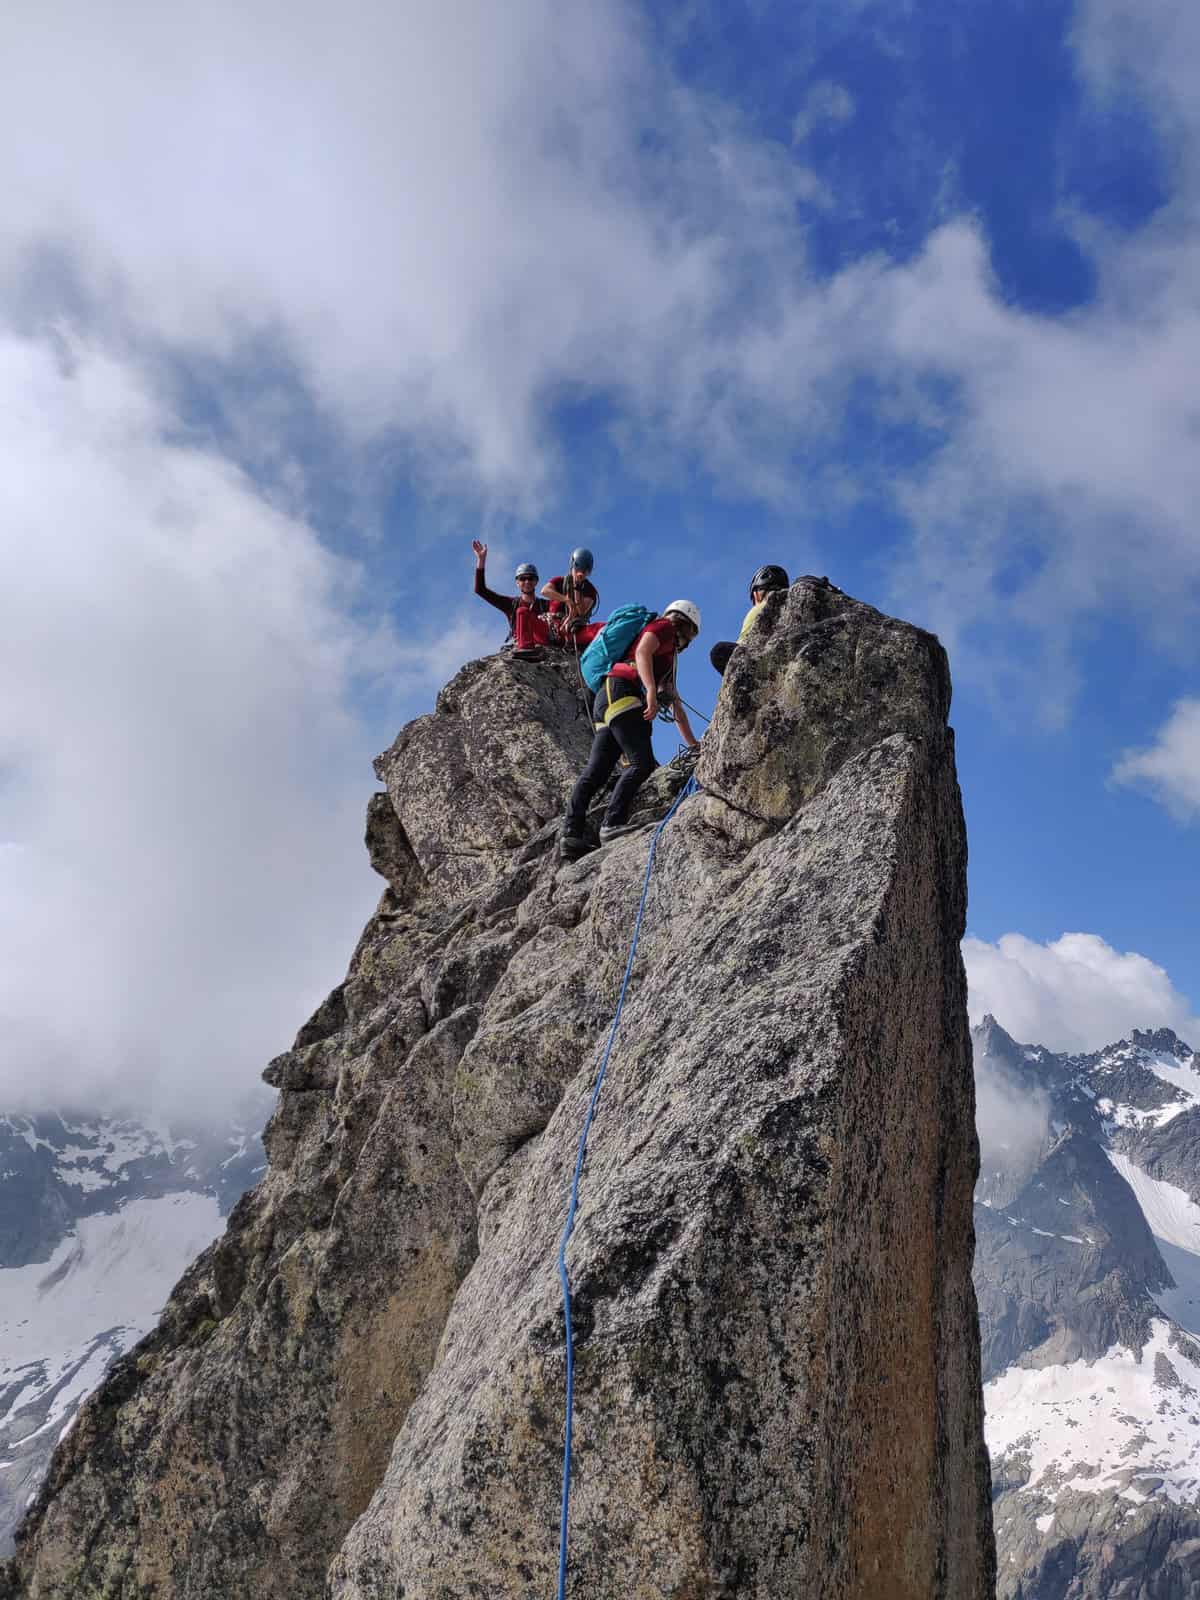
left=472, top=540, right=515, bottom=618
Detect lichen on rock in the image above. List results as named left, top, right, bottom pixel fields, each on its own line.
left=2, top=580, right=995, bottom=1600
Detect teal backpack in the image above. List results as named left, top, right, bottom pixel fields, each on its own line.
left=579, top=605, right=656, bottom=691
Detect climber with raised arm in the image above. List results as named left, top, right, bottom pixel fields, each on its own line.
left=471, top=540, right=551, bottom=658
left=710, top=564, right=790, bottom=675
left=560, top=601, right=702, bottom=859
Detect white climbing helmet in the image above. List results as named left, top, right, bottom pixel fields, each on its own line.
left=664, top=599, right=701, bottom=636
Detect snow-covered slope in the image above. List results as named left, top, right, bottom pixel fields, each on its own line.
left=0, top=1107, right=268, bottom=1555
left=975, top=1020, right=1200, bottom=1599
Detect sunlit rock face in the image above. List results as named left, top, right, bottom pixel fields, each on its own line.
left=3, top=580, right=994, bottom=1600
left=974, top=1019, right=1200, bottom=1598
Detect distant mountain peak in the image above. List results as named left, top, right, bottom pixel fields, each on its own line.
left=972, top=1014, right=1025, bottom=1067
left=1130, top=1026, right=1193, bottom=1060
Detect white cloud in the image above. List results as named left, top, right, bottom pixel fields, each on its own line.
left=395, top=609, right=507, bottom=694
left=964, top=931, right=1200, bottom=1054
left=974, top=1053, right=1052, bottom=1177
left=1074, top=0, right=1200, bottom=172
left=1111, top=699, right=1200, bottom=823
left=0, top=0, right=810, bottom=508
left=870, top=218, right=1200, bottom=717
left=792, top=80, right=856, bottom=145
left=870, top=0, right=1200, bottom=710
left=0, top=332, right=388, bottom=1118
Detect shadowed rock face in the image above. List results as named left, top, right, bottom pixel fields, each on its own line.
left=2, top=580, right=994, bottom=1600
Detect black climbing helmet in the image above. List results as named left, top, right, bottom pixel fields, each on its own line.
left=569, top=546, right=594, bottom=575
left=749, top=563, right=789, bottom=600
left=514, top=562, right=539, bottom=582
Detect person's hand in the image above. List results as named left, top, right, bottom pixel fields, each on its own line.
left=643, top=693, right=658, bottom=721
left=687, top=734, right=701, bottom=750
left=472, top=539, right=487, bottom=564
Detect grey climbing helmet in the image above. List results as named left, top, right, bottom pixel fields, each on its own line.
left=514, top=562, right=539, bottom=581
left=569, top=547, right=594, bottom=575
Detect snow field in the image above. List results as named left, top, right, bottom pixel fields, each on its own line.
left=0, top=1193, right=223, bottom=1442
left=985, top=1319, right=1200, bottom=1509
left=1146, top=1051, right=1200, bottom=1105
left=1105, top=1152, right=1200, bottom=1255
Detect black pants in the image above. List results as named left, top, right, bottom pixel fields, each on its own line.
left=565, top=679, right=656, bottom=830
left=710, top=640, right=736, bottom=675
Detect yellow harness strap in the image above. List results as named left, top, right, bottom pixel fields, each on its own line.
left=595, top=675, right=643, bottom=730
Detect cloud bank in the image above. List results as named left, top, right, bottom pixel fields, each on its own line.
left=0, top=0, right=801, bottom=506
left=964, top=931, right=1200, bottom=1055
left=0, top=334, right=385, bottom=1118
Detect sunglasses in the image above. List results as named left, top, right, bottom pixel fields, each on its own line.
left=516, top=574, right=537, bottom=583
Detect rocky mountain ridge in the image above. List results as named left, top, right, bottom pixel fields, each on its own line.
left=3, top=579, right=994, bottom=1599
left=974, top=1018, right=1200, bottom=1598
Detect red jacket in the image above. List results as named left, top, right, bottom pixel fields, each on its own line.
left=474, top=568, right=548, bottom=638
left=608, top=617, right=678, bottom=689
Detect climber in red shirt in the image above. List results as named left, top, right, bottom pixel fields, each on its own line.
left=472, top=541, right=551, bottom=654
left=560, top=601, right=702, bottom=857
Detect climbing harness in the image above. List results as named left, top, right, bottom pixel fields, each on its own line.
left=596, top=674, right=644, bottom=728
left=554, top=771, right=700, bottom=1600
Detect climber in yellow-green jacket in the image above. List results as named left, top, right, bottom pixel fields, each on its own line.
left=709, top=564, right=789, bottom=675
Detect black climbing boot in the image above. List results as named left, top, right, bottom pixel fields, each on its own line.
left=558, top=823, right=593, bottom=862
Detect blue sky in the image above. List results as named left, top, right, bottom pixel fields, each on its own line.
left=0, top=0, right=1197, bottom=1110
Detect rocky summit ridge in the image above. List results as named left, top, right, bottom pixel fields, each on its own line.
left=2, top=578, right=995, bottom=1600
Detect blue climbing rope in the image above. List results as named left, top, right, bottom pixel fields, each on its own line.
left=554, top=772, right=700, bottom=1600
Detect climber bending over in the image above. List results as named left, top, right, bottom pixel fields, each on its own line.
left=710, top=564, right=790, bottom=675
left=561, top=601, right=702, bottom=858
